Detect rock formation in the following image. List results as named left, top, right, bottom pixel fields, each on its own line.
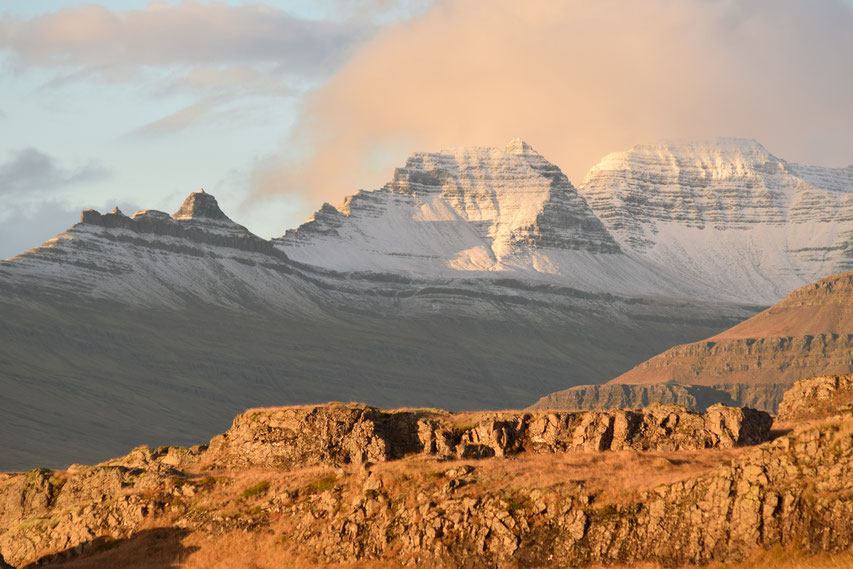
left=205, top=403, right=771, bottom=469
left=1, top=387, right=850, bottom=568
left=777, top=374, right=853, bottom=421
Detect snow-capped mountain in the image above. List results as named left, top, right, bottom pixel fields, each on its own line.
left=579, top=138, right=853, bottom=303
left=3, top=137, right=851, bottom=469
left=276, top=138, right=853, bottom=305
left=1, top=190, right=328, bottom=312
left=275, top=139, right=705, bottom=299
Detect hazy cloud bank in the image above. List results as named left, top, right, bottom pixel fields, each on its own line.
left=253, top=0, right=853, bottom=206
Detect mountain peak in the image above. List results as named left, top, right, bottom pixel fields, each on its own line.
left=504, top=138, right=537, bottom=155
left=172, top=190, right=228, bottom=221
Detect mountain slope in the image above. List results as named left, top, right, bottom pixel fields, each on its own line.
left=609, top=271, right=853, bottom=387
left=534, top=271, right=853, bottom=413
left=578, top=138, right=853, bottom=304
left=0, top=191, right=751, bottom=470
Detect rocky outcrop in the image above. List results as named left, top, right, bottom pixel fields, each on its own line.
left=0, top=466, right=167, bottom=566
left=269, top=420, right=853, bottom=567
left=205, top=404, right=772, bottom=469
left=0, top=397, right=844, bottom=568
left=206, top=405, right=427, bottom=469
left=777, top=374, right=853, bottom=421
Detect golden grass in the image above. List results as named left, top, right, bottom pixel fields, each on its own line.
left=42, top=532, right=853, bottom=569
left=582, top=547, right=853, bottom=569
left=365, top=445, right=748, bottom=505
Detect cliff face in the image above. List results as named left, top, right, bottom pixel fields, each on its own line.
left=609, top=271, right=853, bottom=390
left=10, top=395, right=853, bottom=569
left=205, top=404, right=771, bottom=471
left=536, top=271, right=853, bottom=415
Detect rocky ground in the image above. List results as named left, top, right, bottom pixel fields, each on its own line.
left=1, top=377, right=851, bottom=568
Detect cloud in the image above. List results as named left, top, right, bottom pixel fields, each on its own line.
left=0, top=147, right=111, bottom=195
left=0, top=2, right=371, bottom=77
left=0, top=2, right=426, bottom=136
left=253, top=0, right=853, bottom=204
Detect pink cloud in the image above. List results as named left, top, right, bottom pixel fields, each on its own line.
left=253, top=0, right=853, bottom=206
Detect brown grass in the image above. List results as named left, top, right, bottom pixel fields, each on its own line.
left=366, top=445, right=748, bottom=505
left=582, top=547, right=853, bottom=569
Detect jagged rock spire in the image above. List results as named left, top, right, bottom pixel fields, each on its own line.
left=172, top=189, right=228, bottom=221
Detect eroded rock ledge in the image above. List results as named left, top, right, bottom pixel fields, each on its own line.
left=206, top=403, right=772, bottom=468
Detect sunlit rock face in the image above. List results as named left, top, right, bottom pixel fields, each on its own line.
left=605, top=270, right=853, bottom=391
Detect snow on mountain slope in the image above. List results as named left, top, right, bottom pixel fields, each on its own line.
left=0, top=191, right=322, bottom=313
left=578, top=138, right=853, bottom=304
left=1, top=189, right=759, bottom=469
left=275, top=139, right=705, bottom=299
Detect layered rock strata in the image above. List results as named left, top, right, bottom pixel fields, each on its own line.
left=531, top=382, right=792, bottom=414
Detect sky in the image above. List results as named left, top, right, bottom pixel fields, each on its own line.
left=1, top=0, right=853, bottom=259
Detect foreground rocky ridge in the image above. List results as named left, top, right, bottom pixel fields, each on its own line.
left=12, top=394, right=853, bottom=568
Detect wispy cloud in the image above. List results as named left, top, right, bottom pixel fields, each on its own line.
left=0, top=147, right=111, bottom=195
left=0, top=3, right=370, bottom=75
left=0, top=2, right=424, bottom=135
left=252, top=0, right=853, bottom=204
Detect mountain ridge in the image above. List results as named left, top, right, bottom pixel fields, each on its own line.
left=534, top=270, right=853, bottom=413
left=2, top=136, right=852, bottom=469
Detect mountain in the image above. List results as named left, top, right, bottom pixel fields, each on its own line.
left=578, top=138, right=853, bottom=304
left=280, top=138, right=853, bottom=305
left=2, top=137, right=852, bottom=469
left=609, top=270, right=853, bottom=386
left=533, top=271, right=853, bottom=413
left=0, top=186, right=748, bottom=470
left=275, top=138, right=701, bottom=299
